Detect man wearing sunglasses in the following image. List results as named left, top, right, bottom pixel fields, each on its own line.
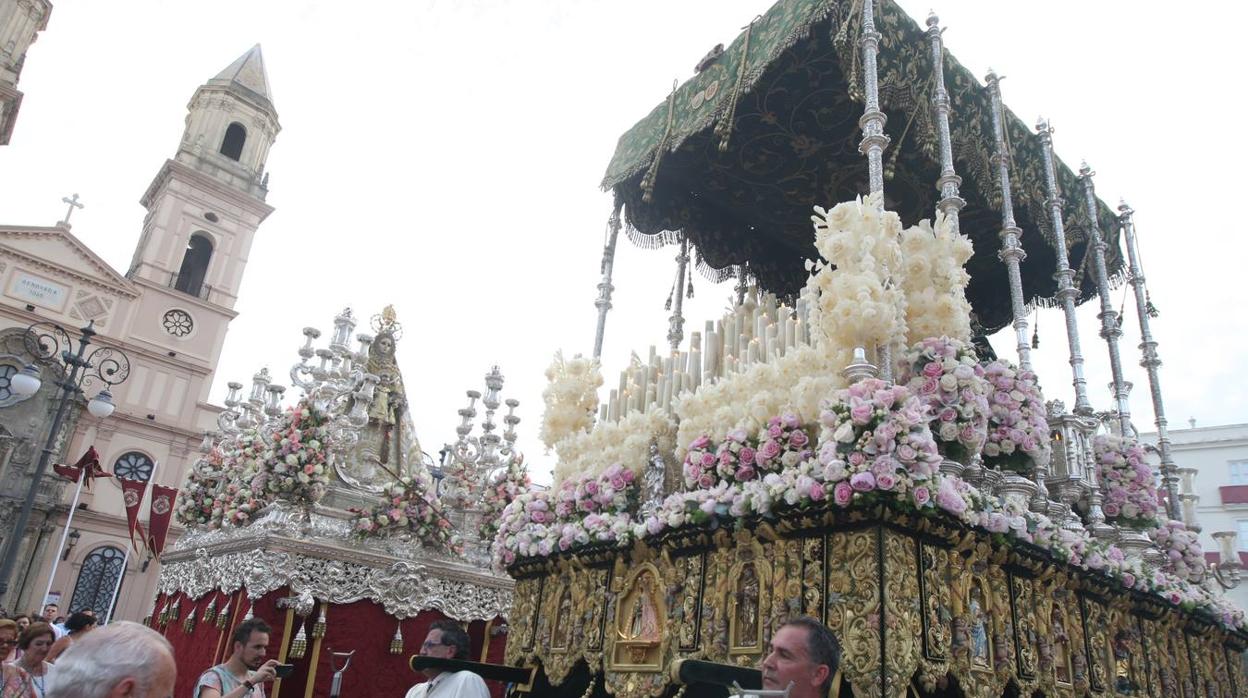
left=403, top=621, right=488, bottom=698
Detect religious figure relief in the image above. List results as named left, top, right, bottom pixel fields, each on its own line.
left=734, top=564, right=767, bottom=652
left=610, top=564, right=666, bottom=670
left=550, top=587, right=573, bottom=651
left=968, top=582, right=991, bottom=671
left=1051, top=605, right=1072, bottom=685
left=1113, top=631, right=1135, bottom=694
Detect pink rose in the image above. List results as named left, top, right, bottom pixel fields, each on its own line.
left=759, top=440, right=782, bottom=461
left=768, top=425, right=784, bottom=439
left=739, top=447, right=757, bottom=465
left=920, top=377, right=939, bottom=395
left=875, top=473, right=897, bottom=491
left=691, top=435, right=711, bottom=450
left=850, top=472, right=876, bottom=492
left=809, top=483, right=826, bottom=501
left=736, top=466, right=757, bottom=482
left=912, top=486, right=931, bottom=507
left=848, top=451, right=865, bottom=467
left=698, top=474, right=714, bottom=489
left=833, top=482, right=853, bottom=507
left=922, top=362, right=943, bottom=377
left=610, top=475, right=626, bottom=490
left=849, top=401, right=873, bottom=425
left=789, top=430, right=809, bottom=448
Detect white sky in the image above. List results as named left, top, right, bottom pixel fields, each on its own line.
left=2, top=0, right=1246, bottom=486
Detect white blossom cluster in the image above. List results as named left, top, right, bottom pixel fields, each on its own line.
left=538, top=351, right=603, bottom=451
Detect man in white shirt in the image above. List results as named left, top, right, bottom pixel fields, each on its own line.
left=404, top=621, right=489, bottom=698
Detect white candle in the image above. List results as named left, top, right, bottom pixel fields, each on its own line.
left=599, top=404, right=608, bottom=423
left=690, top=348, right=702, bottom=388
left=748, top=338, right=760, bottom=365
left=608, top=389, right=619, bottom=422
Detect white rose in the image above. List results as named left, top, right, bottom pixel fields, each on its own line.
left=834, top=421, right=856, bottom=443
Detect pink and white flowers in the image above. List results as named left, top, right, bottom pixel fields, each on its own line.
left=900, top=337, right=991, bottom=463
left=480, top=459, right=532, bottom=542
left=352, top=474, right=460, bottom=553
left=1150, top=519, right=1206, bottom=583
left=817, top=378, right=942, bottom=501
left=981, top=359, right=1050, bottom=475
left=1093, top=434, right=1160, bottom=529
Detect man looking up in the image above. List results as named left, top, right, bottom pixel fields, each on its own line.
left=404, top=621, right=488, bottom=698
left=196, top=618, right=280, bottom=698
left=759, top=616, right=841, bottom=698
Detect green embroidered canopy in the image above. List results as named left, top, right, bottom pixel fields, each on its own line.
left=602, top=0, right=1122, bottom=333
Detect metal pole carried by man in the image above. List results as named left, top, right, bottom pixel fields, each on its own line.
left=0, top=320, right=130, bottom=608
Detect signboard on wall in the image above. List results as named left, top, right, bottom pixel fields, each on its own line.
left=8, top=270, right=69, bottom=311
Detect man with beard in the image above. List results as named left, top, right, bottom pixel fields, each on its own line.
left=758, top=616, right=841, bottom=698
left=196, top=618, right=280, bottom=698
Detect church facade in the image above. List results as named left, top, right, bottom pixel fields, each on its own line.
left=0, top=45, right=278, bottom=620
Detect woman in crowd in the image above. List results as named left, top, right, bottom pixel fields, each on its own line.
left=43, top=612, right=95, bottom=663
left=9, top=623, right=53, bottom=698
left=0, top=619, right=34, bottom=698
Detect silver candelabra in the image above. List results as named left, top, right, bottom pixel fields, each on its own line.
left=444, top=366, right=521, bottom=508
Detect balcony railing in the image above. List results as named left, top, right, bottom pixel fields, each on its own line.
left=167, top=271, right=212, bottom=301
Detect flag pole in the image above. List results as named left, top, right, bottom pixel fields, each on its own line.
left=41, top=475, right=87, bottom=608
left=103, top=544, right=130, bottom=624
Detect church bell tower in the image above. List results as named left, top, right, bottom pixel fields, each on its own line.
left=124, top=45, right=280, bottom=414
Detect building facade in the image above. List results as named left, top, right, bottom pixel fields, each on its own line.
left=0, top=0, right=51, bottom=145
left=0, top=45, right=278, bottom=620
left=1140, top=422, right=1248, bottom=614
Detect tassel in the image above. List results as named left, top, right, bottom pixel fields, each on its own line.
left=686, top=278, right=694, bottom=299
left=1031, top=307, right=1040, bottom=349
left=288, top=622, right=308, bottom=660
left=170, top=600, right=182, bottom=622
left=183, top=609, right=197, bottom=634
left=216, top=604, right=231, bottom=630
left=202, top=597, right=217, bottom=624
left=389, top=624, right=404, bottom=655
left=243, top=604, right=254, bottom=621
left=312, top=605, right=327, bottom=639
left=1145, top=291, right=1159, bottom=318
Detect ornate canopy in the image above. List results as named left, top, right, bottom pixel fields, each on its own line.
left=602, top=0, right=1122, bottom=333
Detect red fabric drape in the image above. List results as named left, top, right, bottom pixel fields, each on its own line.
left=159, top=590, right=506, bottom=698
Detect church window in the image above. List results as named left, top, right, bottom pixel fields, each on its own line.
left=220, top=122, right=246, bottom=161
left=69, top=546, right=125, bottom=616
left=162, top=309, right=194, bottom=337
left=113, top=451, right=155, bottom=482
left=0, top=363, right=17, bottom=403
left=174, top=233, right=213, bottom=299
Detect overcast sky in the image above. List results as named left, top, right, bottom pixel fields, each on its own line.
left=2, top=0, right=1245, bottom=485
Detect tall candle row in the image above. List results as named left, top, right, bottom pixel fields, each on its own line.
left=601, top=285, right=818, bottom=424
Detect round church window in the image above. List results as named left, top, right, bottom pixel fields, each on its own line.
left=162, top=309, right=194, bottom=337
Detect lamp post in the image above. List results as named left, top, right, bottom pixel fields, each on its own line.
left=0, top=320, right=130, bottom=605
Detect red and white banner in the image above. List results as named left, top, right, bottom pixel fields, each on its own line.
left=146, top=484, right=178, bottom=559
left=52, top=446, right=108, bottom=488
left=119, top=477, right=149, bottom=554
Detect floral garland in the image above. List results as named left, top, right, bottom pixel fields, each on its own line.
left=352, top=474, right=460, bottom=553
left=898, top=212, right=974, bottom=345
left=175, top=448, right=227, bottom=529
left=899, top=337, right=990, bottom=464
left=682, top=413, right=812, bottom=489
left=981, top=359, right=1050, bottom=475
left=255, top=401, right=332, bottom=505
left=1150, top=519, right=1206, bottom=583
left=1093, top=434, right=1160, bottom=530
left=493, top=464, right=637, bottom=568
left=219, top=427, right=271, bottom=527
left=817, top=378, right=942, bottom=503
left=494, top=406, right=1247, bottom=632
left=539, top=351, right=603, bottom=451
left=480, top=458, right=532, bottom=542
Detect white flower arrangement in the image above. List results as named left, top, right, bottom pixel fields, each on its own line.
left=898, top=212, right=974, bottom=344
left=552, top=407, right=676, bottom=484
left=807, top=192, right=907, bottom=365
left=539, top=351, right=603, bottom=451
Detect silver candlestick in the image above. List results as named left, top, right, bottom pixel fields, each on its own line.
left=1118, top=201, right=1181, bottom=520
left=925, top=12, right=966, bottom=237
left=1078, top=164, right=1132, bottom=436
left=984, top=70, right=1032, bottom=373
left=1036, top=120, right=1093, bottom=416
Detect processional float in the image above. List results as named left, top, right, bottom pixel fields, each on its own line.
left=154, top=306, right=527, bottom=698
left=501, top=0, right=1246, bottom=697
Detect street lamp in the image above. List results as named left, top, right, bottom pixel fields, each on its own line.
left=0, top=320, right=130, bottom=604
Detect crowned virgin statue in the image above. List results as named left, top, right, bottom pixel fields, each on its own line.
left=335, top=306, right=425, bottom=492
